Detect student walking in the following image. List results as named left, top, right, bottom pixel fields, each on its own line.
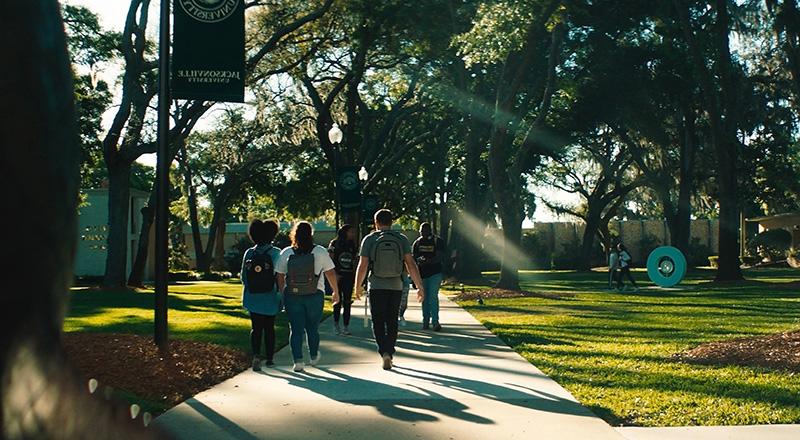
left=328, top=224, right=358, bottom=335
left=355, top=209, right=426, bottom=370
left=276, top=222, right=340, bottom=372
left=608, top=245, right=620, bottom=290
left=413, top=222, right=446, bottom=331
left=241, top=220, right=282, bottom=371
left=616, top=243, right=640, bottom=292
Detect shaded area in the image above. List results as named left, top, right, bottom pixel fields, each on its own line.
left=64, top=333, right=249, bottom=414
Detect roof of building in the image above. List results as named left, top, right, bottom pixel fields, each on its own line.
left=746, top=212, right=800, bottom=229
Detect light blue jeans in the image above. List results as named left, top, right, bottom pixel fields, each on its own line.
left=283, top=291, right=324, bottom=362
left=422, top=273, right=442, bottom=325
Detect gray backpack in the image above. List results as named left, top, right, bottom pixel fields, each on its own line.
left=287, top=249, right=320, bottom=295
left=370, top=231, right=405, bottom=278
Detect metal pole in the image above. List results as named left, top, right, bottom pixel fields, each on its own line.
left=155, top=0, right=171, bottom=351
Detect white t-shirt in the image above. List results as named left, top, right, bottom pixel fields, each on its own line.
left=275, top=245, right=336, bottom=292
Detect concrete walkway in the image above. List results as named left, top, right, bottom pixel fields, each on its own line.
left=157, top=294, right=625, bottom=439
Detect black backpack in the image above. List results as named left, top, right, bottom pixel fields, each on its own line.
left=244, top=246, right=276, bottom=294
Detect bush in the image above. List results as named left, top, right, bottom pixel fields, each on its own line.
left=169, top=270, right=200, bottom=282
left=638, top=233, right=663, bottom=266
left=169, top=242, right=191, bottom=271
left=200, top=271, right=233, bottom=281
left=747, top=229, right=792, bottom=262
left=687, top=237, right=713, bottom=267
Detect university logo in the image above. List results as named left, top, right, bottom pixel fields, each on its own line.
left=339, top=171, right=359, bottom=191
left=179, top=0, right=240, bottom=23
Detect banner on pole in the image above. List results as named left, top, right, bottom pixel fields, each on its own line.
left=172, top=0, right=245, bottom=102
left=337, top=166, right=362, bottom=212
left=362, top=194, right=379, bottom=223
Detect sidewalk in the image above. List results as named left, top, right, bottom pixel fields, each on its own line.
left=156, top=293, right=625, bottom=439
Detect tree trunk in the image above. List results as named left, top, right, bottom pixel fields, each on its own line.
left=578, top=211, right=601, bottom=271
left=496, top=203, right=523, bottom=290
left=455, top=121, right=486, bottom=280
left=128, top=201, right=154, bottom=286
left=716, top=151, right=743, bottom=281
left=0, top=2, right=165, bottom=436
left=103, top=161, right=132, bottom=288
left=185, top=177, right=205, bottom=271
left=197, top=204, right=224, bottom=273
left=212, top=219, right=227, bottom=271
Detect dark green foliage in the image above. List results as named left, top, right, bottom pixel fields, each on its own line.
left=747, top=229, right=793, bottom=261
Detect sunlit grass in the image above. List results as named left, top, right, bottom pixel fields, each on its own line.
left=65, top=280, right=333, bottom=353
left=450, top=268, right=800, bottom=427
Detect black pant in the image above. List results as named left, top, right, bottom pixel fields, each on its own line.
left=617, top=266, right=638, bottom=289
left=333, top=275, right=355, bottom=326
left=369, top=289, right=402, bottom=357
left=250, top=312, right=276, bottom=360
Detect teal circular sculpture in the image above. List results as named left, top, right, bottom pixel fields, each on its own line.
left=646, top=246, right=687, bottom=288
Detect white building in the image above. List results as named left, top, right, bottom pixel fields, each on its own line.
left=75, top=188, right=155, bottom=280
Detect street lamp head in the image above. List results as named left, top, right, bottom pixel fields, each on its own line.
left=328, top=123, right=343, bottom=144
left=358, top=166, right=369, bottom=182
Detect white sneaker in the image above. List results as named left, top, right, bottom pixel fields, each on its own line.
left=334, top=323, right=342, bottom=335
left=310, top=352, right=321, bottom=366
left=382, top=353, right=393, bottom=371
left=293, top=362, right=305, bottom=372
left=341, top=326, right=352, bottom=336
left=399, top=317, right=406, bottom=327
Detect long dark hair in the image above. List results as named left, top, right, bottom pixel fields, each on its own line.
left=291, top=222, right=314, bottom=252
left=337, top=224, right=352, bottom=243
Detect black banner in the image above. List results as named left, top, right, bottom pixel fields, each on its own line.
left=172, top=0, right=245, bottom=102
left=337, top=166, right=362, bottom=212
left=362, top=194, right=379, bottom=223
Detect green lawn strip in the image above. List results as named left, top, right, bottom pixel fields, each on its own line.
left=64, top=280, right=333, bottom=411
left=450, top=268, right=800, bottom=427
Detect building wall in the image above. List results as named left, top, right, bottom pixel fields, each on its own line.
left=75, top=189, right=154, bottom=280
left=521, top=218, right=720, bottom=264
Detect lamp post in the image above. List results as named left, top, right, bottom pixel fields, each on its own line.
left=359, top=166, right=370, bottom=235
left=328, top=123, right=343, bottom=228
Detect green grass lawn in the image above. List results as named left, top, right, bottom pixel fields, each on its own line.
left=65, top=280, right=334, bottom=353
left=451, top=268, right=800, bottom=427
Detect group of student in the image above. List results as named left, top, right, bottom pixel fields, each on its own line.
left=240, top=209, right=446, bottom=373
left=607, top=242, right=639, bottom=292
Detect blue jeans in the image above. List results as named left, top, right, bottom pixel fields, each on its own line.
left=283, top=291, right=324, bottom=362
left=422, top=273, right=442, bottom=325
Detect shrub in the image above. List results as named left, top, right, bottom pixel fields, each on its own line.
left=224, top=237, right=254, bottom=275
left=638, top=233, right=663, bottom=265
left=747, top=229, right=792, bottom=262
left=169, top=241, right=191, bottom=271
left=687, top=237, right=713, bottom=267
left=200, top=271, right=233, bottom=281
left=169, top=270, right=200, bottom=282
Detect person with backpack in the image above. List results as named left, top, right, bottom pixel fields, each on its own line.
left=276, top=222, right=340, bottom=372
left=241, top=219, right=282, bottom=371
left=328, top=224, right=358, bottom=336
left=616, top=243, right=640, bottom=292
left=413, top=222, right=446, bottom=331
left=355, top=209, right=426, bottom=370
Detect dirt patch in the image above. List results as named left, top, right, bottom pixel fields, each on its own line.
left=63, top=333, right=248, bottom=413
left=673, top=330, right=800, bottom=372
left=453, top=288, right=573, bottom=301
